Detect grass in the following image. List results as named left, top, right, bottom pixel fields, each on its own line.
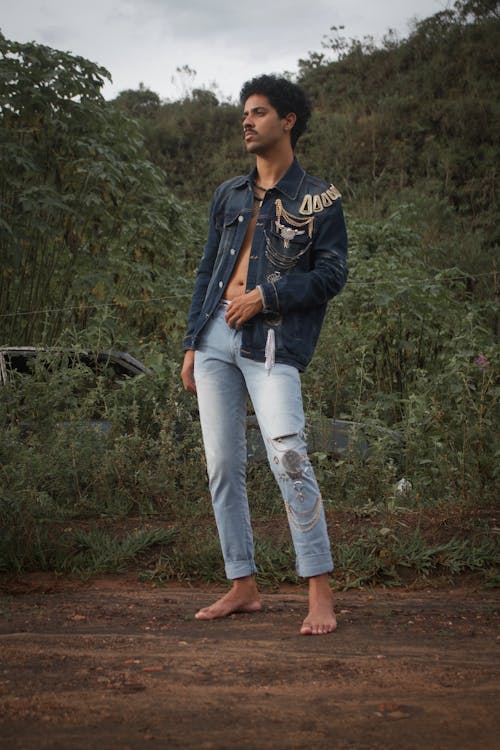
left=0, top=483, right=500, bottom=589
left=0, top=347, right=497, bottom=588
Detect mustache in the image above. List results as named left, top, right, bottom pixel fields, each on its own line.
left=243, top=127, right=257, bottom=134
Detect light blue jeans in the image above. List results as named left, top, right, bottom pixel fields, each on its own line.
left=194, top=303, right=334, bottom=580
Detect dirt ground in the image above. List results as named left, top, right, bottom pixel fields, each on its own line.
left=0, top=575, right=498, bottom=750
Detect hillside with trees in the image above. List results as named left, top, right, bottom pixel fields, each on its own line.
left=0, top=0, right=498, bottom=581
left=113, top=0, right=498, bottom=302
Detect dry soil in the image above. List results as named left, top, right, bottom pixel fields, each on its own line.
left=0, top=575, right=498, bottom=750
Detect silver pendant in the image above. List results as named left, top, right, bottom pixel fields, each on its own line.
left=276, top=222, right=304, bottom=248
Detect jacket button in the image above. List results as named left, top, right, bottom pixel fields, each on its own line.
left=218, top=281, right=223, bottom=288
left=238, top=215, right=244, bottom=222
left=230, top=248, right=236, bottom=255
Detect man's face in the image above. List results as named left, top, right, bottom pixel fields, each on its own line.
left=242, top=94, right=292, bottom=155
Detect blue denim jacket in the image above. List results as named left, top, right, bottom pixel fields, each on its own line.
left=183, top=158, right=348, bottom=371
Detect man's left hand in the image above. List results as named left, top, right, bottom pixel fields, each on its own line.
left=225, top=289, right=263, bottom=329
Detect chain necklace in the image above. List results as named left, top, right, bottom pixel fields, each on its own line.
left=253, top=181, right=267, bottom=208
left=275, top=198, right=314, bottom=238
left=252, top=182, right=267, bottom=205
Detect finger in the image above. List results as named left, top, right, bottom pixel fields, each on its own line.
left=182, top=374, right=195, bottom=393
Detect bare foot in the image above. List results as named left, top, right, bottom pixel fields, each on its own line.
left=300, top=573, right=337, bottom=636
left=195, top=577, right=262, bottom=621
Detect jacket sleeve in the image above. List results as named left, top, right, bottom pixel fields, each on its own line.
left=182, top=193, right=222, bottom=350
left=258, top=198, right=348, bottom=315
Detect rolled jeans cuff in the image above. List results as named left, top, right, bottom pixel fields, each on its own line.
left=225, top=560, right=258, bottom=580
left=296, top=553, right=334, bottom=579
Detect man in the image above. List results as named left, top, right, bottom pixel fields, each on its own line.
left=181, top=74, right=348, bottom=635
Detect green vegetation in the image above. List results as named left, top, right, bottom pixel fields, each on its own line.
left=0, top=1, right=498, bottom=586
left=0, top=34, right=205, bottom=347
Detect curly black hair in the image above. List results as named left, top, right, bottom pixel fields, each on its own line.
left=239, top=74, right=311, bottom=149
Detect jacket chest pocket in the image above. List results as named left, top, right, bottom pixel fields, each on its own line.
left=264, top=226, right=312, bottom=271
left=217, top=210, right=246, bottom=252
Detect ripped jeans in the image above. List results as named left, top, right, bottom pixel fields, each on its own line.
left=194, top=303, right=333, bottom=580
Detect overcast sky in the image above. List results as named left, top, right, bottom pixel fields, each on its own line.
left=2, top=0, right=447, bottom=102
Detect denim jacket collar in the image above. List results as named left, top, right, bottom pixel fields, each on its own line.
left=233, top=157, right=306, bottom=201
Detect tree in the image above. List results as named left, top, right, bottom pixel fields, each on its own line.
left=0, top=33, right=201, bottom=346
left=456, top=0, right=500, bottom=22
left=112, top=83, right=161, bottom=118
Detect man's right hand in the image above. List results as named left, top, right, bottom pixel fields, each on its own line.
left=181, top=349, right=196, bottom=394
